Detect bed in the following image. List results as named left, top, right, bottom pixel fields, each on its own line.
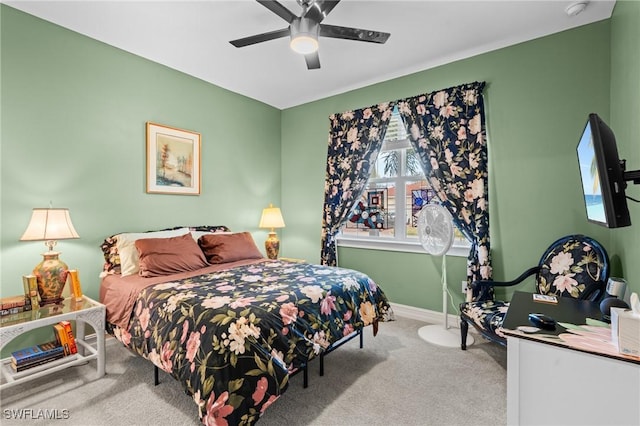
left=98, top=226, right=393, bottom=425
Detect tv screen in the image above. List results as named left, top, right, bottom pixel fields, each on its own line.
left=576, top=113, right=631, bottom=228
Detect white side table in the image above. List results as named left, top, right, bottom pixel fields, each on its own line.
left=0, top=296, right=106, bottom=390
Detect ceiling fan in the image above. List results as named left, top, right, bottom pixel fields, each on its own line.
left=229, top=0, right=390, bottom=70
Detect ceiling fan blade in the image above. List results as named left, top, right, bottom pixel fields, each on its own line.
left=303, top=0, right=341, bottom=23
left=320, top=24, right=390, bottom=44
left=257, top=0, right=297, bottom=23
left=305, top=51, right=321, bottom=70
left=230, top=28, right=290, bottom=48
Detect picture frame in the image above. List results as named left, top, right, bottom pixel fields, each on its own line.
left=146, top=122, right=201, bottom=195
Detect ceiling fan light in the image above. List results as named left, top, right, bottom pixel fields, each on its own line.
left=290, top=34, right=318, bottom=54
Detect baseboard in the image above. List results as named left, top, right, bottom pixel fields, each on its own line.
left=84, top=333, right=118, bottom=347
left=390, top=302, right=461, bottom=329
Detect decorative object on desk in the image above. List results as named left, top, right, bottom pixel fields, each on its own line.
left=146, top=122, right=201, bottom=195
left=68, top=269, right=83, bottom=302
left=599, top=277, right=629, bottom=321
left=610, top=292, right=640, bottom=357
left=259, top=203, right=285, bottom=259
left=460, top=234, right=609, bottom=350
left=20, top=207, right=79, bottom=305
left=415, top=204, right=471, bottom=347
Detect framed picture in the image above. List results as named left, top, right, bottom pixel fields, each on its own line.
left=146, top=122, right=201, bottom=195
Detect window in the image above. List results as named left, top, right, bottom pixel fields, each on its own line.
left=338, top=107, right=470, bottom=256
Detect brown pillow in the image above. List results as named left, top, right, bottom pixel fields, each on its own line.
left=198, top=232, right=264, bottom=264
left=135, top=233, right=209, bottom=277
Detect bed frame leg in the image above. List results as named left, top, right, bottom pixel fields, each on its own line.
left=303, top=364, right=308, bottom=388
left=154, top=366, right=159, bottom=385
left=319, top=353, right=325, bottom=377
left=359, top=329, right=363, bottom=348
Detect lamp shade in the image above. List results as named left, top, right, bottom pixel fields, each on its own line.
left=259, top=205, right=285, bottom=230
left=20, top=208, right=79, bottom=241
left=20, top=208, right=79, bottom=305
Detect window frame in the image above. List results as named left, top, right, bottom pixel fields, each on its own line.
left=337, top=112, right=471, bottom=258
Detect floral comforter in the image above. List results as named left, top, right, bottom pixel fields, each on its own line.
left=110, top=260, right=393, bottom=425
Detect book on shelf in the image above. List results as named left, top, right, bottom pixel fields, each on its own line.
left=53, top=323, right=72, bottom=355
left=59, top=320, right=78, bottom=355
left=11, top=340, right=64, bottom=366
left=11, top=351, right=66, bottom=372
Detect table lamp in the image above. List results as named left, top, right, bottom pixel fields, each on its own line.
left=20, top=207, right=80, bottom=305
left=259, top=204, right=285, bottom=259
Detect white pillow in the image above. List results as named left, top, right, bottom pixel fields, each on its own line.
left=116, top=228, right=190, bottom=276
left=190, top=230, right=232, bottom=241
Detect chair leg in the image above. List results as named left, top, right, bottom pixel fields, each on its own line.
left=460, top=319, right=469, bottom=350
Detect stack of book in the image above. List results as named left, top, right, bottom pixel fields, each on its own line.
left=10, top=321, right=78, bottom=373
left=0, top=295, right=32, bottom=317
left=1, top=275, right=39, bottom=319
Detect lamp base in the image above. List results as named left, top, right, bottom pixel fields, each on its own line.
left=34, top=251, right=69, bottom=305
left=265, top=232, right=280, bottom=260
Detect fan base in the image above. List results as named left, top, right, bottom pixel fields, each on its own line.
left=418, top=324, right=474, bottom=348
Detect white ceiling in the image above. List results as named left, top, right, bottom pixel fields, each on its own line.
left=4, top=0, right=615, bottom=109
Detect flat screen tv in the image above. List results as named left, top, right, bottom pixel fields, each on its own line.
left=576, top=113, right=632, bottom=228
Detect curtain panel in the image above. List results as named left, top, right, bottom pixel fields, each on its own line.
left=397, top=82, right=492, bottom=300
left=320, top=102, right=396, bottom=266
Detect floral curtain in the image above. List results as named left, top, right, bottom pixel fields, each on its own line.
left=320, top=102, right=396, bottom=266
left=397, top=82, right=492, bottom=300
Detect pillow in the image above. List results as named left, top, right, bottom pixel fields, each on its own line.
left=100, top=225, right=231, bottom=276
left=190, top=230, right=232, bottom=241
left=117, top=228, right=190, bottom=276
left=198, top=232, right=264, bottom=264
left=135, top=233, right=209, bottom=278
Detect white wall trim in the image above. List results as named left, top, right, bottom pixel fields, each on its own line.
left=390, top=302, right=461, bottom=329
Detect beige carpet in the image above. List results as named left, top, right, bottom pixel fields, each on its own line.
left=0, top=317, right=506, bottom=425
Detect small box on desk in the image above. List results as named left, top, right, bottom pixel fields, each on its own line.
left=611, top=307, right=640, bottom=357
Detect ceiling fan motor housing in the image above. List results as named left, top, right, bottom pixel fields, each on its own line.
left=290, top=17, right=320, bottom=54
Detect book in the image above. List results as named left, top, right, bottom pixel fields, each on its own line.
left=23, top=274, right=39, bottom=309
left=11, top=340, right=64, bottom=366
left=53, top=323, right=71, bottom=355
left=0, top=295, right=27, bottom=310
left=60, top=320, right=78, bottom=355
left=1, top=301, right=32, bottom=316
left=68, top=269, right=83, bottom=302
left=11, top=351, right=66, bottom=372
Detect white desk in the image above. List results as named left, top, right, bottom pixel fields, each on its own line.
left=507, top=335, right=640, bottom=426
left=502, top=292, right=640, bottom=426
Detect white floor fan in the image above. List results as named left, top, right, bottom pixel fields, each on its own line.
left=416, top=204, right=474, bottom=347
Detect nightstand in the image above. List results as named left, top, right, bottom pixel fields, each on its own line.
left=0, top=295, right=106, bottom=390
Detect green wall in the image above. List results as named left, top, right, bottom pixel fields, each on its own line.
left=0, top=6, right=282, bottom=302
left=1, top=3, right=638, bottom=352
left=609, top=1, right=640, bottom=295
left=282, top=13, right=639, bottom=313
